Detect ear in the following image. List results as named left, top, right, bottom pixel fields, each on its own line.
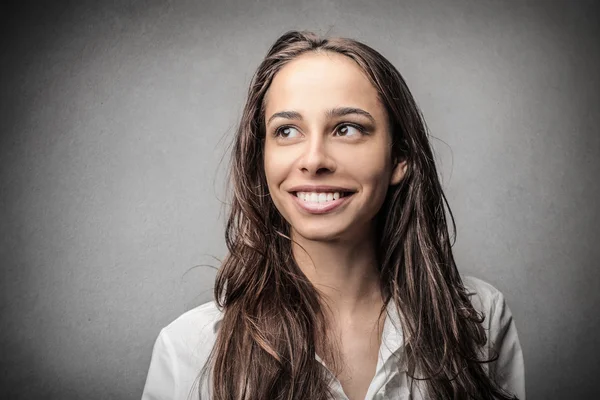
left=390, top=158, right=408, bottom=186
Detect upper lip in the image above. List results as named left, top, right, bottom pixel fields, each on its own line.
left=287, top=185, right=356, bottom=193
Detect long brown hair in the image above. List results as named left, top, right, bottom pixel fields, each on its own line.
left=199, top=30, right=518, bottom=400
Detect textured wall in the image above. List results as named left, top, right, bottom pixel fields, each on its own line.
left=1, top=0, right=598, bottom=398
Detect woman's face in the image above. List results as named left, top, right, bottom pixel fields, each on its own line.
left=263, top=51, right=406, bottom=243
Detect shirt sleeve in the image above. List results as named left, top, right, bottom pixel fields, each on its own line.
left=487, top=290, right=526, bottom=400
left=141, top=329, right=179, bottom=400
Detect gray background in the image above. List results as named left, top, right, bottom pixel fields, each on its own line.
left=1, top=0, right=598, bottom=399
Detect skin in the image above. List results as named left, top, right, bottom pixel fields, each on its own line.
left=263, top=50, right=406, bottom=306
left=263, top=51, right=407, bottom=399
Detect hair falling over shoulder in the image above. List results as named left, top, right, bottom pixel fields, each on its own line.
left=198, top=30, right=519, bottom=400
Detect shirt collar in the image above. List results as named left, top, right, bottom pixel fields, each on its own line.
left=315, top=299, right=408, bottom=373
left=378, top=299, right=407, bottom=372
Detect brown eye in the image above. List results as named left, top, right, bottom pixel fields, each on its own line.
left=335, top=124, right=364, bottom=137
left=275, top=126, right=300, bottom=138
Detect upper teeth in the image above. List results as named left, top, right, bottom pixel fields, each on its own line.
left=295, top=192, right=346, bottom=203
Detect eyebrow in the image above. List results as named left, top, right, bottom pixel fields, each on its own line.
left=266, top=107, right=376, bottom=126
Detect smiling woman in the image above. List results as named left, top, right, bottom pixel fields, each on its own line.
left=263, top=51, right=404, bottom=244
left=141, top=30, right=525, bottom=400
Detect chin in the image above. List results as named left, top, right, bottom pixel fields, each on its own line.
left=291, top=221, right=350, bottom=243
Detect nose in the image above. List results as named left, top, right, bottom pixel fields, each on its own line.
left=298, top=134, right=336, bottom=175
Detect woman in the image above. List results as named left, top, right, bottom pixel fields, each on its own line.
left=142, top=30, right=525, bottom=400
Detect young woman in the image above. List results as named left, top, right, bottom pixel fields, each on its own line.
left=142, top=30, right=525, bottom=400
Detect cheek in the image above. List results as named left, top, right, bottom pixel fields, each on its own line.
left=344, top=146, right=392, bottom=190
left=263, top=147, right=291, bottom=192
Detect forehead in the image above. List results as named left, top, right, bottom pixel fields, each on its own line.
left=264, top=51, right=383, bottom=117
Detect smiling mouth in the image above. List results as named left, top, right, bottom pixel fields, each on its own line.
left=292, top=191, right=354, bottom=203
left=288, top=190, right=355, bottom=215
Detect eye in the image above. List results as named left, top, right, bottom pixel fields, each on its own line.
left=334, top=124, right=365, bottom=137
left=274, top=126, right=300, bottom=138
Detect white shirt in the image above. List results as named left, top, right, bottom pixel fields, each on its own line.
left=142, top=276, right=525, bottom=399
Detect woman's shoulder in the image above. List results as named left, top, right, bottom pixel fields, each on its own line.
left=461, top=275, right=505, bottom=315
left=461, top=275, right=517, bottom=335
left=460, top=275, right=519, bottom=358
left=161, top=300, right=224, bottom=350
left=460, top=276, right=526, bottom=398
left=142, top=301, right=223, bottom=399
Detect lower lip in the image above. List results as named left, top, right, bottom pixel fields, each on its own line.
left=290, top=193, right=354, bottom=214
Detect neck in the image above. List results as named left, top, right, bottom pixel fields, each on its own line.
left=291, top=226, right=383, bottom=319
